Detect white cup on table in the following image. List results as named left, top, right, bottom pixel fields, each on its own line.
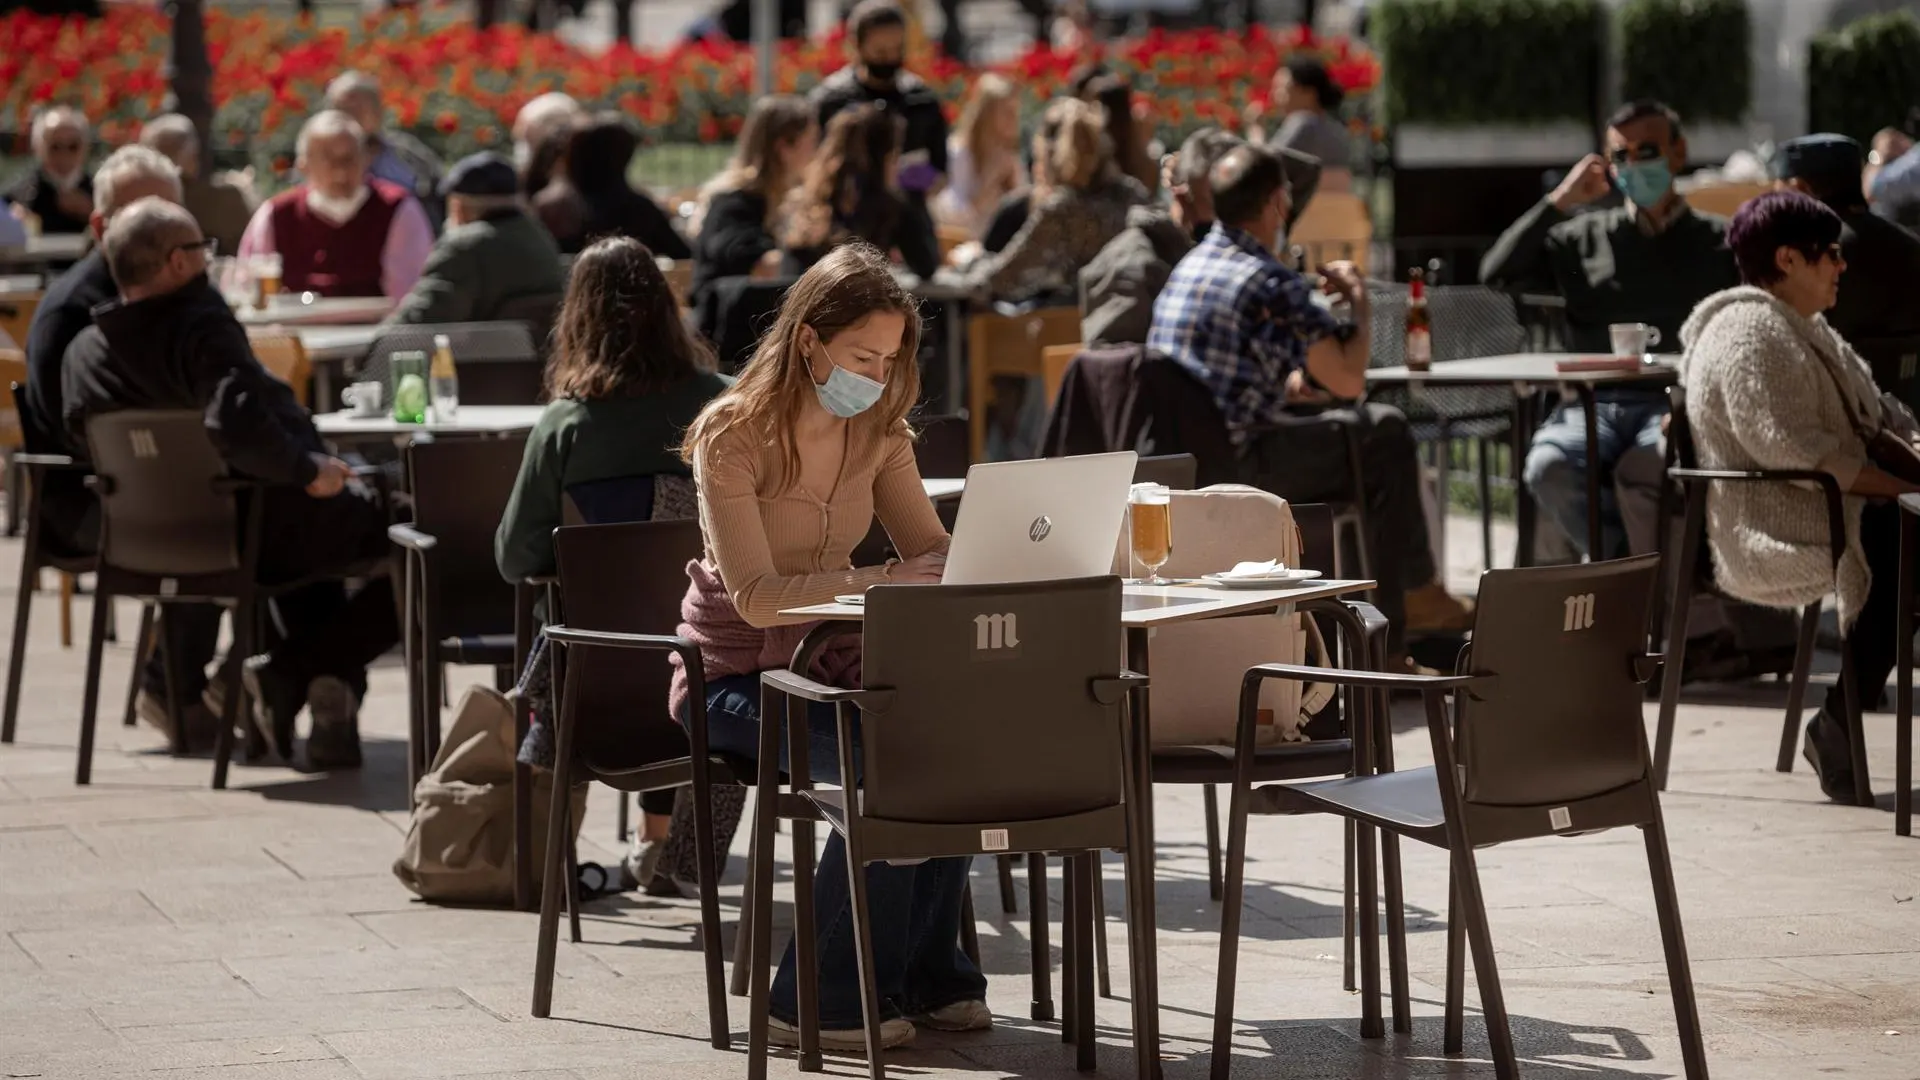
left=1609, top=322, right=1662, bottom=361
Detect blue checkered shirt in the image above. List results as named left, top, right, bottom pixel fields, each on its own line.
left=1147, top=223, right=1338, bottom=444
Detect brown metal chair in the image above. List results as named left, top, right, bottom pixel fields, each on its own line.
left=1652, top=385, right=1865, bottom=803
left=531, top=519, right=742, bottom=1050
left=749, top=577, right=1152, bottom=1080
left=1243, top=555, right=1707, bottom=1080
left=388, top=435, right=529, bottom=790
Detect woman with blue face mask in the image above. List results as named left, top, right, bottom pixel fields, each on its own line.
left=671, top=242, right=985, bottom=1053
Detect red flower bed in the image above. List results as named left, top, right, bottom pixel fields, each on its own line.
left=0, top=7, right=1378, bottom=181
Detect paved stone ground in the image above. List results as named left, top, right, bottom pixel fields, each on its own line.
left=1, top=517, right=1917, bottom=1080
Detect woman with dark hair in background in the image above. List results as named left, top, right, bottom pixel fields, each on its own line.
left=534, top=113, right=691, bottom=259
left=1088, top=74, right=1158, bottom=197
left=1254, top=56, right=1353, bottom=193
left=496, top=235, right=734, bottom=893
left=780, top=102, right=940, bottom=278
left=689, top=95, right=818, bottom=307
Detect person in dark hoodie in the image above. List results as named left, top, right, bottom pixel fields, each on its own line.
left=532, top=113, right=690, bottom=259
left=809, top=0, right=948, bottom=201
left=61, top=197, right=399, bottom=771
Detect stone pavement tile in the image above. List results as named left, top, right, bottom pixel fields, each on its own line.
left=322, top=1020, right=717, bottom=1079
left=0, top=886, right=168, bottom=933
left=142, top=874, right=422, bottom=925
left=0, top=1004, right=124, bottom=1057
left=13, top=915, right=391, bottom=970
left=2, top=1034, right=339, bottom=1076
left=94, top=988, right=488, bottom=1045
left=224, top=942, right=617, bottom=1000
left=0, top=789, right=216, bottom=830
left=141, top=1063, right=364, bottom=1080
left=0, top=959, right=257, bottom=1012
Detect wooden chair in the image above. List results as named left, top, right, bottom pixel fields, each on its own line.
left=1683, top=182, right=1769, bottom=219
left=0, top=291, right=41, bottom=351
left=1291, top=192, right=1372, bottom=273
left=0, top=352, right=78, bottom=646
left=245, top=330, right=313, bottom=409
left=1042, top=342, right=1081, bottom=413
left=662, top=260, right=694, bottom=310
left=967, top=306, right=1082, bottom=462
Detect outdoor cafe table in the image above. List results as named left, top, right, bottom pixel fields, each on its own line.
left=314, top=405, right=545, bottom=448
left=780, top=575, right=1378, bottom=1076
left=0, top=233, right=88, bottom=272
left=1366, top=353, right=1678, bottom=562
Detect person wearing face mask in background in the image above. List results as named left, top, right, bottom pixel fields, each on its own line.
left=672, top=242, right=986, bottom=1052
left=7, top=106, right=95, bottom=235
left=1481, top=99, right=1738, bottom=563
left=236, top=110, right=434, bottom=299
left=811, top=0, right=947, bottom=222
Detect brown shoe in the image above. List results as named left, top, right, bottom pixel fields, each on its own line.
left=1404, top=584, right=1474, bottom=633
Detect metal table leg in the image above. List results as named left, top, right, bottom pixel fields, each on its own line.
left=1125, top=626, right=1162, bottom=1080
left=1899, top=507, right=1915, bottom=837
left=1576, top=386, right=1603, bottom=560
left=1512, top=391, right=1538, bottom=568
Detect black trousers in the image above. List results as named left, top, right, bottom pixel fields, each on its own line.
left=1832, top=500, right=1902, bottom=723
left=1241, top=402, right=1438, bottom=653
left=143, top=484, right=398, bottom=700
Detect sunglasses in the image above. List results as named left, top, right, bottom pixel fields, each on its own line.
left=1815, top=242, right=1844, bottom=263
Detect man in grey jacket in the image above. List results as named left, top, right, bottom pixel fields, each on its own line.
left=1080, top=129, right=1316, bottom=346
left=386, top=153, right=565, bottom=328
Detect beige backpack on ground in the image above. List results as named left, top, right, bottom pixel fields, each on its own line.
left=1114, top=485, right=1334, bottom=748
left=394, top=685, right=587, bottom=905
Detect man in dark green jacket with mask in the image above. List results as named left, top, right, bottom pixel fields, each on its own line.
left=387, top=153, right=565, bottom=328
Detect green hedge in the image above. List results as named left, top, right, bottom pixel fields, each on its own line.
left=1808, top=10, right=1920, bottom=144
left=1375, top=0, right=1602, bottom=125
left=1619, top=0, right=1750, bottom=124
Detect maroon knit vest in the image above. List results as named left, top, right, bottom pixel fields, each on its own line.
left=265, top=178, right=407, bottom=297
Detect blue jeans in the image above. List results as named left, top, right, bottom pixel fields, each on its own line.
left=1523, top=394, right=1665, bottom=559
left=700, top=673, right=986, bottom=1028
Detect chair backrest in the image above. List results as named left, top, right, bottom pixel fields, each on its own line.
left=1042, top=342, right=1081, bottom=407
left=860, top=576, right=1127, bottom=824
left=361, top=322, right=540, bottom=405
left=663, top=259, right=694, bottom=309
left=1666, top=384, right=1700, bottom=471
left=406, top=435, right=530, bottom=636
left=0, top=290, right=42, bottom=350
left=245, top=330, right=312, bottom=409
left=1456, top=555, right=1661, bottom=809
left=1290, top=192, right=1372, bottom=273
left=492, top=292, right=565, bottom=358
left=1367, top=283, right=1526, bottom=369
left=553, top=519, right=704, bottom=771
left=1133, top=352, right=1240, bottom=487
left=969, top=306, right=1083, bottom=460
left=1133, top=453, right=1198, bottom=491
left=85, top=410, right=238, bottom=577
left=0, top=350, right=25, bottom=452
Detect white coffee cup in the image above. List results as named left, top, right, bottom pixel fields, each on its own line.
left=341, top=381, right=383, bottom=417
left=1609, top=322, right=1662, bottom=359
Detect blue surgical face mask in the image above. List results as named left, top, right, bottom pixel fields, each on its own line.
left=811, top=345, right=886, bottom=419
left=1616, top=159, right=1673, bottom=209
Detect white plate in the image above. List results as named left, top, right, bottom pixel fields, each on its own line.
left=1199, top=569, right=1323, bottom=590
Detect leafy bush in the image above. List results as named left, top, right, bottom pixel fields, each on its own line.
left=1619, top=0, right=1750, bottom=124
left=1374, top=0, right=1602, bottom=125
left=1808, top=10, right=1920, bottom=143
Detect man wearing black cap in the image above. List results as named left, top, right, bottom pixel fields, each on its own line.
left=1773, top=133, right=1920, bottom=374
left=386, top=152, right=565, bottom=327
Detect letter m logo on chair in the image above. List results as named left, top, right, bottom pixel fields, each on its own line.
left=974, top=612, right=1020, bottom=652
left=1563, top=593, right=1596, bottom=632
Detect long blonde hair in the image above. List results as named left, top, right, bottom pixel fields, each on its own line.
left=955, top=74, right=1018, bottom=174
left=680, top=242, right=923, bottom=493
left=696, top=94, right=814, bottom=231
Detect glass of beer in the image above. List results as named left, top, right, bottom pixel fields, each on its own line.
left=1129, top=483, right=1173, bottom=585
left=249, top=252, right=283, bottom=309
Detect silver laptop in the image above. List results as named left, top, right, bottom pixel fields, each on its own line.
left=941, top=452, right=1138, bottom=586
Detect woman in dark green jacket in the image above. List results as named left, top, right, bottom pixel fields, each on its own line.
left=495, top=235, right=733, bottom=895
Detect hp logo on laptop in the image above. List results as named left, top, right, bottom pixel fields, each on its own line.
left=1029, top=516, right=1052, bottom=542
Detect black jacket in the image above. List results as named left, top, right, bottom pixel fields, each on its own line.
left=63, top=278, right=325, bottom=488
left=23, top=248, right=114, bottom=456
left=1830, top=206, right=1920, bottom=345
left=691, top=187, right=775, bottom=312
left=810, top=67, right=950, bottom=180
left=3, top=168, right=93, bottom=235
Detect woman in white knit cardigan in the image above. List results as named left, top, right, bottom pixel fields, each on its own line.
left=1680, top=190, right=1919, bottom=800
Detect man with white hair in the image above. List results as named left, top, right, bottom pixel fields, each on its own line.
left=387, top=152, right=564, bottom=326
left=324, top=72, right=444, bottom=220
left=511, top=91, right=583, bottom=196
left=139, top=113, right=254, bottom=256
left=235, top=110, right=433, bottom=299
left=65, top=196, right=399, bottom=769
left=5, top=106, right=94, bottom=234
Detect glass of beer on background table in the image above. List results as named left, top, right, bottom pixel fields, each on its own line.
left=1129, top=482, right=1173, bottom=585
left=249, top=252, right=283, bottom=309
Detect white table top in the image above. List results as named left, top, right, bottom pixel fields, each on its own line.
left=236, top=295, right=395, bottom=326
left=314, top=404, right=544, bottom=437
left=0, top=234, right=89, bottom=264
left=922, top=477, right=965, bottom=500
left=1369, top=352, right=1679, bottom=386
left=780, top=578, right=1376, bottom=628
left=292, top=324, right=382, bottom=363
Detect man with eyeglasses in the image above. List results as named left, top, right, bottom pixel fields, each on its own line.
left=62, top=198, right=396, bottom=770
left=5, top=106, right=94, bottom=235
left=1481, top=99, right=1739, bottom=563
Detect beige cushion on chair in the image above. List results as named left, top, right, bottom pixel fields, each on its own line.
left=1113, top=485, right=1330, bottom=748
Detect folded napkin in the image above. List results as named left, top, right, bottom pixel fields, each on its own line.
left=1218, top=559, right=1289, bottom=579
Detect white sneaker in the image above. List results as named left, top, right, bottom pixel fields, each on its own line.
left=917, top=999, right=993, bottom=1032
left=767, top=1016, right=917, bottom=1052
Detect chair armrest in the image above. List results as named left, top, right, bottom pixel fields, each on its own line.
left=1671, top=467, right=1837, bottom=487
left=1301, top=597, right=1389, bottom=641
left=542, top=624, right=699, bottom=664
left=387, top=523, right=438, bottom=552
left=1090, top=670, right=1149, bottom=705
left=1633, top=653, right=1665, bottom=684
left=13, top=453, right=82, bottom=470
left=524, top=574, right=557, bottom=587
left=760, top=668, right=896, bottom=710
left=1244, top=662, right=1491, bottom=695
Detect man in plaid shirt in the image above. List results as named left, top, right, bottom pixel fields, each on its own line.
left=1147, top=144, right=1472, bottom=665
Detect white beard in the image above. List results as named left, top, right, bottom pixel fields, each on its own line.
left=306, top=185, right=371, bottom=226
